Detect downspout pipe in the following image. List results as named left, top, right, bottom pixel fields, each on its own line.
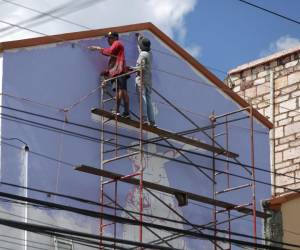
left=269, top=70, right=275, bottom=195
left=22, top=145, right=29, bottom=250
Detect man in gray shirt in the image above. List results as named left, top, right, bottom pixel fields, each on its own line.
left=136, top=34, right=156, bottom=126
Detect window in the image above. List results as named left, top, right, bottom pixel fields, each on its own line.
left=54, top=237, right=73, bottom=250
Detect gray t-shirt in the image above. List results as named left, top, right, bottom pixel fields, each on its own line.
left=136, top=51, right=152, bottom=86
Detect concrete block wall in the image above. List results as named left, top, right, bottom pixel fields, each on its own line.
left=226, top=50, right=300, bottom=195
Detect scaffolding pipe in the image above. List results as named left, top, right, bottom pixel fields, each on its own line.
left=213, top=107, right=250, bottom=120
left=138, top=65, right=144, bottom=248
left=210, top=112, right=217, bottom=250
left=102, top=152, right=139, bottom=165
left=100, top=81, right=105, bottom=249
left=225, top=117, right=231, bottom=250
left=115, top=79, right=119, bottom=157
left=250, top=106, right=257, bottom=248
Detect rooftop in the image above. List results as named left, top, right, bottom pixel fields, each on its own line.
left=229, top=44, right=300, bottom=75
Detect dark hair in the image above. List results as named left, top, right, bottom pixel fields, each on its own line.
left=138, top=37, right=151, bottom=52
left=105, top=31, right=119, bottom=39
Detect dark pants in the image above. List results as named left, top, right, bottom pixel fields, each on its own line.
left=112, top=75, right=127, bottom=91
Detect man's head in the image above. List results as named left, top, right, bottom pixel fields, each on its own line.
left=105, top=31, right=119, bottom=45
left=138, top=36, right=151, bottom=52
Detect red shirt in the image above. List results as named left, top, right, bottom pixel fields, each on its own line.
left=101, top=40, right=126, bottom=77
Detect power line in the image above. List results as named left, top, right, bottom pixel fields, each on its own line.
left=1, top=0, right=91, bottom=30
left=0, top=0, right=100, bottom=36
left=0, top=141, right=298, bottom=248
left=0, top=0, right=229, bottom=78
left=0, top=178, right=263, bottom=229
left=1, top=90, right=268, bottom=136
left=1, top=106, right=299, bottom=189
left=1, top=5, right=298, bottom=116
left=0, top=19, right=48, bottom=37
left=0, top=7, right=286, bottom=248
left=1, top=112, right=299, bottom=196
left=0, top=13, right=295, bottom=132
left=0, top=106, right=271, bottom=174
left=0, top=114, right=281, bottom=186
left=2, top=12, right=300, bottom=191
left=0, top=218, right=177, bottom=250
left=0, top=192, right=296, bottom=249
left=0, top=212, right=114, bottom=250
left=0, top=2, right=298, bottom=234
left=237, top=0, right=300, bottom=26
left=0, top=179, right=208, bottom=229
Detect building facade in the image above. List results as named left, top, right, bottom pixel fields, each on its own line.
left=227, top=46, right=300, bottom=195
left=0, top=23, right=271, bottom=249
left=226, top=46, right=300, bottom=248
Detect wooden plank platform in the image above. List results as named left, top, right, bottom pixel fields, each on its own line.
left=75, top=165, right=268, bottom=218
left=91, top=108, right=239, bottom=158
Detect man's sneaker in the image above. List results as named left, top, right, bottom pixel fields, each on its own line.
left=111, top=110, right=120, bottom=116
left=143, top=121, right=150, bottom=126
left=122, top=112, right=130, bottom=118
left=150, top=122, right=157, bottom=127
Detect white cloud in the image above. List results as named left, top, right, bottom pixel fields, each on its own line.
left=0, top=202, right=97, bottom=249
left=0, top=0, right=199, bottom=56
left=186, top=44, right=202, bottom=58
left=260, top=35, right=300, bottom=57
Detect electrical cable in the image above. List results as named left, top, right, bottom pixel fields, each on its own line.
left=0, top=217, right=180, bottom=250
left=1, top=8, right=298, bottom=119
left=0, top=105, right=287, bottom=181
left=1, top=0, right=91, bottom=31
left=0, top=0, right=100, bottom=35
left=0, top=193, right=296, bottom=249
left=237, top=0, right=300, bottom=26
left=0, top=6, right=298, bottom=247
left=0, top=178, right=263, bottom=230
left=1, top=113, right=298, bottom=196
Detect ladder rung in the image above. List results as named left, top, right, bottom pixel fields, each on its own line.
left=101, top=222, right=115, bottom=228
left=214, top=132, right=226, bottom=138
left=215, top=171, right=223, bottom=176
left=103, top=152, right=139, bottom=165
left=103, top=118, right=113, bottom=124
left=234, top=202, right=252, bottom=209
left=120, top=172, right=140, bottom=181
left=102, top=201, right=115, bottom=206
left=102, top=179, right=116, bottom=185
left=216, top=202, right=252, bottom=214
left=103, top=97, right=115, bottom=103
left=104, top=138, right=114, bottom=143
left=215, top=183, right=252, bottom=195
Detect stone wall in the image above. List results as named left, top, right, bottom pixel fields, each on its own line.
left=226, top=51, right=300, bottom=195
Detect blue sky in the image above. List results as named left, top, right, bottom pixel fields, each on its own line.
left=184, top=0, right=300, bottom=78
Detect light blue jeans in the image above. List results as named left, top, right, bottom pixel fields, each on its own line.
left=136, top=84, right=155, bottom=124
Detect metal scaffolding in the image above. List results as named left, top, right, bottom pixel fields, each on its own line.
left=210, top=106, right=257, bottom=250
left=76, top=66, right=263, bottom=249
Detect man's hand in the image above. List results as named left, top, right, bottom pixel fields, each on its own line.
left=88, top=46, right=102, bottom=51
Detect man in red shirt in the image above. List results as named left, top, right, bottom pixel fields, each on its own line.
left=88, top=32, right=130, bottom=117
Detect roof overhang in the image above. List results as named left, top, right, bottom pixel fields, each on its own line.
left=0, top=22, right=273, bottom=129
left=267, top=192, right=300, bottom=211
left=229, top=45, right=300, bottom=75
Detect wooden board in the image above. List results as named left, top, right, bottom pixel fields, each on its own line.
left=91, top=108, right=239, bottom=158
left=75, top=165, right=268, bottom=218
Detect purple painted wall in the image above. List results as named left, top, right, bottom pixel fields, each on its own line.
left=0, top=30, right=270, bottom=249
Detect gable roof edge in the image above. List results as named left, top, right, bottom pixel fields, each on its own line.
left=0, top=22, right=272, bottom=129
left=147, top=25, right=272, bottom=129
